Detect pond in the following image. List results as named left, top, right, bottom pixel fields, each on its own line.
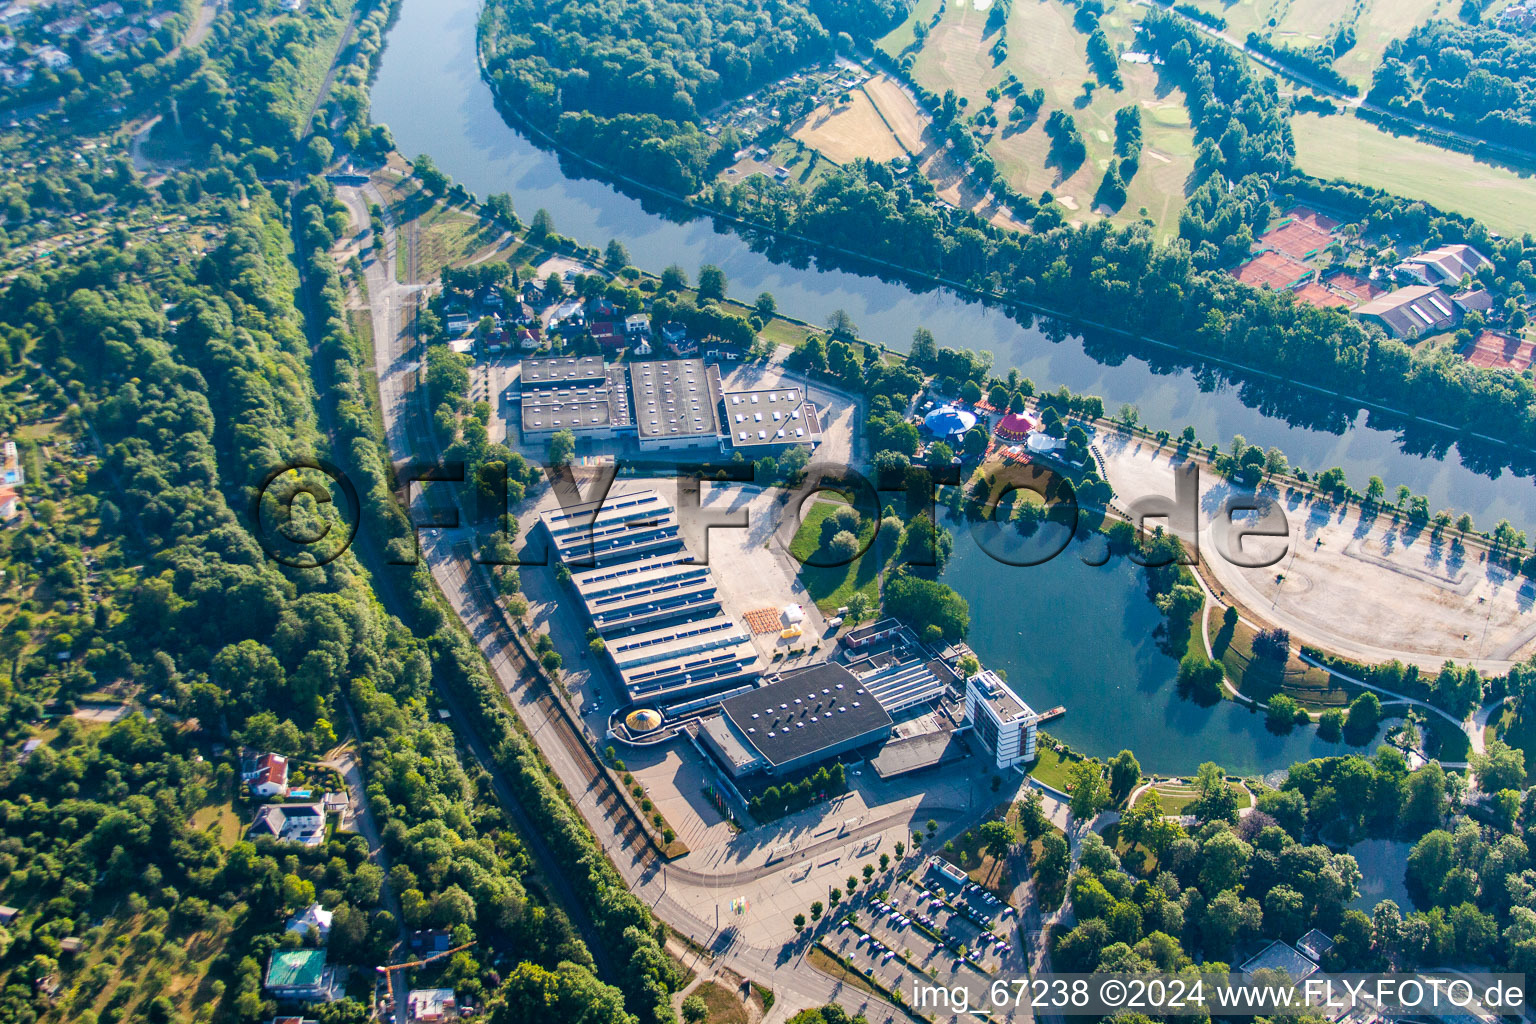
left=937, top=512, right=1388, bottom=775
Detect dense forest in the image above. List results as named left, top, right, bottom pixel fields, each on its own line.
left=1370, top=20, right=1536, bottom=151
left=0, top=1, right=688, bottom=1022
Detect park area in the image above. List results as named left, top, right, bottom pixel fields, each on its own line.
left=788, top=498, right=881, bottom=613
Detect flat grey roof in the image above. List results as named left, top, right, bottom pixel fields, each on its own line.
left=722, top=386, right=822, bottom=448
left=630, top=359, right=721, bottom=440
left=846, top=617, right=901, bottom=644
left=520, top=355, right=606, bottom=388
left=870, top=729, right=966, bottom=779
left=1238, top=940, right=1318, bottom=979
left=971, top=670, right=1034, bottom=724
left=720, top=662, right=893, bottom=768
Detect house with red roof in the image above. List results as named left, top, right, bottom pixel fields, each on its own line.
left=242, top=751, right=290, bottom=798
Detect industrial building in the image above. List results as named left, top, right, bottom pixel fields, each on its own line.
left=840, top=622, right=957, bottom=713
left=517, top=356, right=635, bottom=438
left=540, top=489, right=681, bottom=566
left=542, top=489, right=760, bottom=704
left=699, top=662, right=894, bottom=778
left=721, top=384, right=822, bottom=452
left=965, top=670, right=1038, bottom=769
left=631, top=358, right=725, bottom=451
left=514, top=356, right=823, bottom=454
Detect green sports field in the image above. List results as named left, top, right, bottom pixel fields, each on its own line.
left=1291, top=112, right=1536, bottom=238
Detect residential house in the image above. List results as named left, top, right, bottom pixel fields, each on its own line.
left=408, top=930, right=454, bottom=955
left=45, top=16, right=86, bottom=36
left=407, top=989, right=458, bottom=1022
left=589, top=320, right=624, bottom=352
left=248, top=802, right=327, bottom=846
left=264, top=949, right=337, bottom=1001
left=659, top=321, right=692, bottom=356
left=624, top=313, right=650, bottom=339
left=91, top=2, right=126, bottom=18
left=242, top=751, right=290, bottom=798
left=286, top=903, right=334, bottom=942
left=35, top=47, right=72, bottom=70
left=0, top=486, right=18, bottom=521
left=1237, top=938, right=1319, bottom=980
left=1395, top=244, right=1491, bottom=286
left=552, top=299, right=585, bottom=328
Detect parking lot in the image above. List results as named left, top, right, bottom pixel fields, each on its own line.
left=818, top=855, right=1031, bottom=1022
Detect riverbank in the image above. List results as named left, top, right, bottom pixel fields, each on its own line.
left=367, top=0, right=1536, bottom=532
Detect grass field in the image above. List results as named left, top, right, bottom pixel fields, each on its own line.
left=1135, top=777, right=1252, bottom=814
left=864, top=76, right=930, bottom=151
left=690, top=980, right=750, bottom=1024
left=788, top=498, right=882, bottom=612
left=792, top=90, right=910, bottom=164
left=1291, top=112, right=1536, bottom=237
left=885, top=0, right=1194, bottom=238
left=1026, top=738, right=1081, bottom=792
left=1213, top=613, right=1353, bottom=709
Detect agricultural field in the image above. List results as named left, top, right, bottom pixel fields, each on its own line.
left=1291, top=112, right=1536, bottom=237
left=881, top=0, right=1195, bottom=238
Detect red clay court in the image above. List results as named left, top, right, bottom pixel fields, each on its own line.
left=1258, top=206, right=1340, bottom=261
left=1232, top=250, right=1313, bottom=290
left=1293, top=281, right=1350, bottom=309
left=1465, top=330, right=1535, bottom=371
left=1326, top=272, right=1385, bottom=305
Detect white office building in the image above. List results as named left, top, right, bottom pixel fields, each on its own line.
left=965, top=670, right=1037, bottom=769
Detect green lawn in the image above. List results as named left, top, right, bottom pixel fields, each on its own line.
left=1176, top=0, right=1449, bottom=93
left=788, top=499, right=882, bottom=612
left=1026, top=739, right=1080, bottom=792
left=1292, top=111, right=1536, bottom=237
left=1214, top=613, right=1354, bottom=709
left=1136, top=779, right=1251, bottom=814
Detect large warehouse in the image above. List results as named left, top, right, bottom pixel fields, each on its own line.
left=518, top=356, right=635, bottom=438
left=541, top=489, right=760, bottom=705
left=720, top=384, right=822, bottom=452
left=699, top=662, right=895, bottom=778
left=516, top=356, right=823, bottom=454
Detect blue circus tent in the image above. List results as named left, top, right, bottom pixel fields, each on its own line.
left=924, top=405, right=977, bottom=438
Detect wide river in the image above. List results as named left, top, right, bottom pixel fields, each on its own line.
left=370, top=0, right=1519, bottom=771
